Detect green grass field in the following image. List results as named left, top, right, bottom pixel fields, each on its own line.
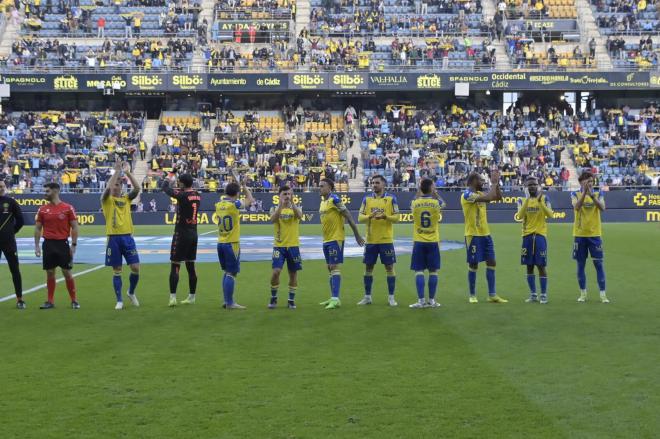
left=1, top=223, right=659, bottom=438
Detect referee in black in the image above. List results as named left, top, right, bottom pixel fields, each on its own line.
left=0, top=180, right=25, bottom=309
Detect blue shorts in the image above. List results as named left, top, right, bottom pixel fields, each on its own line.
left=465, top=235, right=495, bottom=264
left=272, top=246, right=303, bottom=272
left=521, top=234, right=548, bottom=267
left=105, top=234, right=139, bottom=267
left=410, top=241, right=441, bottom=271
left=573, top=237, right=603, bottom=261
left=323, top=240, right=344, bottom=265
left=363, top=243, right=396, bottom=265
left=217, top=242, right=241, bottom=274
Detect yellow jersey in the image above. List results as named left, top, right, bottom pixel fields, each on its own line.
left=358, top=193, right=399, bottom=244
left=461, top=190, right=490, bottom=236
left=516, top=195, right=554, bottom=236
left=270, top=206, right=300, bottom=247
left=411, top=196, right=444, bottom=242
left=319, top=193, right=346, bottom=243
left=102, top=194, right=134, bottom=235
left=216, top=196, right=244, bottom=243
left=572, top=190, right=604, bottom=237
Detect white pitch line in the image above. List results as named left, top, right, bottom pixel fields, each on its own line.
left=0, top=264, right=105, bottom=303
left=200, top=230, right=217, bottom=236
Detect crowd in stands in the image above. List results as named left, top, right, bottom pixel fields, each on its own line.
left=501, top=0, right=577, bottom=19
left=607, top=36, right=657, bottom=68
left=0, top=110, right=144, bottom=192
left=507, top=38, right=596, bottom=69
left=359, top=102, right=575, bottom=190
left=5, top=37, right=195, bottom=69
left=592, top=0, right=659, bottom=34
left=309, top=0, right=486, bottom=37
left=571, top=106, right=659, bottom=187
left=14, top=0, right=199, bottom=39
left=144, top=108, right=350, bottom=192
left=202, top=33, right=497, bottom=71
left=359, top=101, right=658, bottom=190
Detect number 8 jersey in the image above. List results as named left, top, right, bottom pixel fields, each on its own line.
left=216, top=196, right=245, bottom=243
left=411, top=196, right=445, bottom=242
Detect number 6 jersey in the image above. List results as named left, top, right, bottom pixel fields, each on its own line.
left=411, top=196, right=444, bottom=242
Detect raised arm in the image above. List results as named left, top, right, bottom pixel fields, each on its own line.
left=474, top=169, right=503, bottom=203
left=242, top=183, right=255, bottom=207
left=539, top=193, right=555, bottom=218
left=124, top=162, right=140, bottom=200
left=432, top=186, right=447, bottom=210
left=592, top=190, right=606, bottom=212
left=385, top=196, right=400, bottom=223
left=161, top=175, right=177, bottom=198
left=515, top=197, right=528, bottom=221
left=574, top=182, right=589, bottom=211
left=270, top=203, right=284, bottom=223
left=102, top=160, right=123, bottom=202
left=291, top=203, right=304, bottom=220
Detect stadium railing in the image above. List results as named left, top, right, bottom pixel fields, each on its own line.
left=2, top=63, right=656, bottom=73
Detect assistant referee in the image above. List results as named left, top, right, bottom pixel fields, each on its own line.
left=0, top=180, right=25, bottom=309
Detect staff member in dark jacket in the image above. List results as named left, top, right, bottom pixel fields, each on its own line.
left=0, top=180, right=25, bottom=309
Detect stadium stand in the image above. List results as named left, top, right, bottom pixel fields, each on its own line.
left=506, top=38, right=597, bottom=69
left=309, top=0, right=488, bottom=38
left=606, top=36, right=657, bottom=69
left=591, top=0, right=659, bottom=35
left=18, top=0, right=198, bottom=39
left=502, top=0, right=578, bottom=19
left=0, top=110, right=145, bottom=192
left=6, top=37, right=195, bottom=70
left=569, top=106, right=659, bottom=187
left=359, top=102, right=582, bottom=190
left=143, top=109, right=350, bottom=192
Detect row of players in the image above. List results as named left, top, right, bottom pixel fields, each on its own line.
left=0, top=162, right=608, bottom=309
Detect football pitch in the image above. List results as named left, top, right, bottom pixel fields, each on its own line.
left=1, top=223, right=658, bottom=438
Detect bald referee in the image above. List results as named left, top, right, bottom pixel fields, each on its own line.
left=0, top=180, right=25, bottom=309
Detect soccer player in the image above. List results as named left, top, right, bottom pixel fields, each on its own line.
left=102, top=161, right=141, bottom=310
left=34, top=183, right=80, bottom=309
left=318, top=178, right=364, bottom=309
left=516, top=177, right=554, bottom=304
left=572, top=171, right=609, bottom=303
left=357, top=174, right=400, bottom=306
left=269, top=185, right=303, bottom=309
left=460, top=170, right=508, bottom=303
left=216, top=172, right=254, bottom=309
left=163, top=171, right=201, bottom=307
left=0, top=180, right=25, bottom=309
left=409, top=178, right=445, bottom=308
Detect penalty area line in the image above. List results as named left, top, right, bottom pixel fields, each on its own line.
left=0, top=264, right=105, bottom=303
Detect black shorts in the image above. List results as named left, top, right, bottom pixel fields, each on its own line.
left=170, top=228, right=198, bottom=262
left=0, top=237, right=18, bottom=262
left=43, top=240, right=73, bottom=270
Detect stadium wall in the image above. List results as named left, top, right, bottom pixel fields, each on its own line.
left=14, top=191, right=660, bottom=225
left=1, top=72, right=655, bottom=93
